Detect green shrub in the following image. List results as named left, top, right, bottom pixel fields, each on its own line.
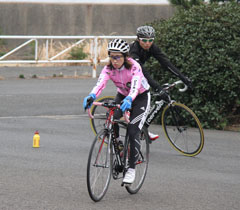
left=68, top=46, right=88, bottom=60
left=169, top=0, right=204, bottom=10
left=32, top=74, right=37, bottom=78
left=146, top=2, right=240, bottom=129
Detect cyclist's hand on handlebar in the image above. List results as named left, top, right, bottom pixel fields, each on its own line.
left=120, top=96, right=132, bottom=112
left=154, top=85, right=163, bottom=93
left=182, top=77, right=193, bottom=91
left=83, top=93, right=96, bottom=110
left=159, top=90, right=169, bottom=102
left=154, top=86, right=169, bottom=102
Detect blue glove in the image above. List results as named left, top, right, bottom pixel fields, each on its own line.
left=120, top=96, right=132, bottom=112
left=83, top=93, right=96, bottom=110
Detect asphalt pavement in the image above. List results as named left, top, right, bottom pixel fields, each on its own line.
left=0, top=66, right=240, bottom=210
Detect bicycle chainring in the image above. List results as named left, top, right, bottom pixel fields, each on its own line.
left=112, top=159, right=124, bottom=179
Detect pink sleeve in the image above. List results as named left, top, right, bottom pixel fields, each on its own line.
left=90, top=67, right=110, bottom=97
left=128, top=63, right=144, bottom=100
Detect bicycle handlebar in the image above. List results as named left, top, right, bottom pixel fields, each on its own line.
left=174, top=80, right=188, bottom=92
left=163, top=80, right=188, bottom=92
left=87, top=102, right=102, bottom=119
left=87, top=101, right=130, bottom=123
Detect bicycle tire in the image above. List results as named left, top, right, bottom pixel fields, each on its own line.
left=87, top=129, right=112, bottom=202
left=162, top=102, right=204, bottom=157
left=90, top=96, right=115, bottom=135
left=125, top=126, right=149, bottom=194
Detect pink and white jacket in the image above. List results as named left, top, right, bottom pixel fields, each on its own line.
left=90, top=58, right=150, bottom=101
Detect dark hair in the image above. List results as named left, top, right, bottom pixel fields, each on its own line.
left=107, top=52, right=132, bottom=70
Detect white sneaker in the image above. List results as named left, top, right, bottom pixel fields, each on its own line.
left=148, top=132, right=159, bottom=141
left=123, top=168, right=135, bottom=184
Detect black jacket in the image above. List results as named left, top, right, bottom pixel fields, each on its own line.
left=129, top=40, right=189, bottom=90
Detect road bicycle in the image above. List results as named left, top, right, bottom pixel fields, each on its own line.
left=86, top=102, right=150, bottom=202
left=89, top=80, right=204, bottom=157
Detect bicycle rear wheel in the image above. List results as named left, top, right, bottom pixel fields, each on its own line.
left=162, top=102, right=204, bottom=157
left=125, top=127, right=149, bottom=194
left=90, top=96, right=115, bottom=135
left=87, top=129, right=112, bottom=202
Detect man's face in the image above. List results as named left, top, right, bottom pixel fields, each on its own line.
left=138, top=38, right=154, bottom=50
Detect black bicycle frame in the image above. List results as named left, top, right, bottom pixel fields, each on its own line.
left=145, top=99, right=166, bottom=128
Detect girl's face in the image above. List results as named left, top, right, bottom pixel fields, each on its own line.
left=109, top=52, right=124, bottom=69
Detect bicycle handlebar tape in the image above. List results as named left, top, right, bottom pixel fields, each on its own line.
left=33, top=130, right=40, bottom=148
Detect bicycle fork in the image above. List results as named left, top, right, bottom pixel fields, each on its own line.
left=168, top=105, right=186, bottom=133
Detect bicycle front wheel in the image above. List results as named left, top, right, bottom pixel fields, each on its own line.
left=87, top=129, right=112, bottom=202
left=90, top=96, right=115, bottom=135
left=162, top=102, right=204, bottom=157
left=125, top=127, right=149, bottom=194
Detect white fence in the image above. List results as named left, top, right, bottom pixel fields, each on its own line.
left=0, top=35, right=136, bottom=78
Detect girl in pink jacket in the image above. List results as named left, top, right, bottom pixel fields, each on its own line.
left=83, top=39, right=151, bottom=184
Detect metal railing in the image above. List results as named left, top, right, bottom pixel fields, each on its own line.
left=0, top=35, right=136, bottom=78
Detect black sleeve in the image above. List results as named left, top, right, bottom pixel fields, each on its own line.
left=151, top=44, right=189, bottom=84
left=141, top=66, right=160, bottom=90
left=129, top=42, right=144, bottom=66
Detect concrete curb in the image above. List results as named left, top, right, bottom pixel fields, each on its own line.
left=0, top=65, right=103, bottom=79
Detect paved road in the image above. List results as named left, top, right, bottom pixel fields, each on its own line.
left=0, top=77, right=239, bottom=210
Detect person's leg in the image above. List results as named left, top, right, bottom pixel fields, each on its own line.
left=113, top=93, right=124, bottom=138
left=123, top=91, right=150, bottom=183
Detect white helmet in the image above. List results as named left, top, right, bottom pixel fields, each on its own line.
left=107, top=39, right=130, bottom=54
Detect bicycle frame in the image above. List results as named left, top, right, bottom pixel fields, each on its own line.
left=145, top=99, right=165, bottom=127
left=145, top=97, right=187, bottom=137
left=145, top=80, right=188, bottom=127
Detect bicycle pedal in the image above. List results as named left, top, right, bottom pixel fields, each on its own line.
left=121, top=182, right=131, bottom=187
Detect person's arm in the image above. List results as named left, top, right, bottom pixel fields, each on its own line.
left=127, top=61, right=149, bottom=100
left=129, top=42, right=144, bottom=66
left=90, top=67, right=110, bottom=97
left=120, top=62, right=144, bottom=112
left=151, top=45, right=192, bottom=87
left=141, top=65, right=161, bottom=91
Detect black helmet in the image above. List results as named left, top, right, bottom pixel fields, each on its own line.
left=107, top=39, right=130, bottom=54
left=136, top=26, right=155, bottom=38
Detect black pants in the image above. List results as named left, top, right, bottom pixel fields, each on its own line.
left=114, top=91, right=151, bottom=169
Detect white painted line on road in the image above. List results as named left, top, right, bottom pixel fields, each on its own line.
left=0, top=114, right=89, bottom=120
left=0, top=95, right=14, bottom=97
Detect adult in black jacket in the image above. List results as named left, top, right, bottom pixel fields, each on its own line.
left=129, top=25, right=192, bottom=141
